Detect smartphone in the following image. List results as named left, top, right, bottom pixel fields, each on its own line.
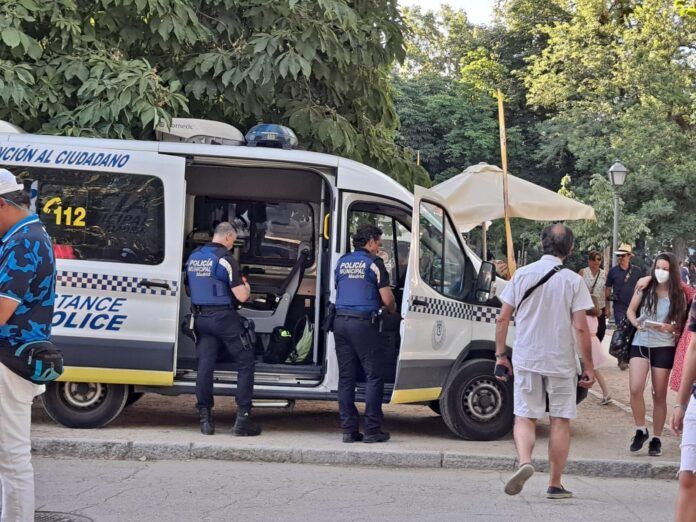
left=644, top=320, right=664, bottom=328
left=494, top=364, right=508, bottom=378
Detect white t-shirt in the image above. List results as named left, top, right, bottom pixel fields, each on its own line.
left=500, top=255, right=594, bottom=378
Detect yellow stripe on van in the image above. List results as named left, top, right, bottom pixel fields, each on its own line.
left=391, top=387, right=442, bottom=404
left=57, top=367, right=174, bottom=386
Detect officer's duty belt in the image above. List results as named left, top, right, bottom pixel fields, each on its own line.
left=193, top=304, right=234, bottom=312
left=335, top=311, right=374, bottom=321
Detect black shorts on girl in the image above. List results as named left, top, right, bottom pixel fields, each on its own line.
left=629, top=345, right=676, bottom=369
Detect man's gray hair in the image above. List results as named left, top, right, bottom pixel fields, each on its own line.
left=213, top=221, right=237, bottom=237
left=2, top=190, right=29, bottom=208
left=541, top=223, right=574, bottom=258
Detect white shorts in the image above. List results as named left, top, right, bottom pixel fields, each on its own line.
left=680, top=395, right=696, bottom=474
left=513, top=369, right=577, bottom=420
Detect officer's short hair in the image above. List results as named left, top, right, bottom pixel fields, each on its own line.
left=213, top=221, right=237, bottom=238
left=352, top=224, right=382, bottom=249
left=2, top=190, right=29, bottom=208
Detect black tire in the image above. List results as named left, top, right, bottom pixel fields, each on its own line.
left=440, top=358, right=514, bottom=441
left=41, top=382, right=128, bottom=429
left=125, top=391, right=144, bottom=407
left=428, top=400, right=441, bottom=415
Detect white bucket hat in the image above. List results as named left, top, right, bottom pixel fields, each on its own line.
left=0, top=168, right=25, bottom=196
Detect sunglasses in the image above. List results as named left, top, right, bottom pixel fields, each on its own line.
left=617, top=254, right=628, bottom=258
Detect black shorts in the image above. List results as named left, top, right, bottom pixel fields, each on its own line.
left=629, top=345, right=676, bottom=370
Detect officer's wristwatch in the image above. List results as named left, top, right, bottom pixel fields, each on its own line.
left=495, top=353, right=509, bottom=359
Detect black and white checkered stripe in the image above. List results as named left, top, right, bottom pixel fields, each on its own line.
left=57, top=271, right=178, bottom=297
left=409, top=295, right=500, bottom=324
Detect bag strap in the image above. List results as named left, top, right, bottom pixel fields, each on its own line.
left=590, top=270, right=601, bottom=293
left=517, top=265, right=564, bottom=310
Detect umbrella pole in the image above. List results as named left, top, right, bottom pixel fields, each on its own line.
left=497, top=90, right=517, bottom=275
left=481, top=221, right=488, bottom=261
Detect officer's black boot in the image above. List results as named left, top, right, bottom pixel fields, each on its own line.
left=233, top=410, right=262, bottom=436
left=198, top=407, right=215, bottom=435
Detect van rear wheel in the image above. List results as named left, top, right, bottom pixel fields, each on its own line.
left=42, top=382, right=128, bottom=429
left=440, top=359, right=513, bottom=441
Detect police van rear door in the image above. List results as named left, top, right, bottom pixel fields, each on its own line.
left=392, top=186, right=477, bottom=404
left=0, top=140, right=185, bottom=386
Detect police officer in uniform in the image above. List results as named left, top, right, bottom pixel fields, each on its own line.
left=185, top=222, right=261, bottom=436
left=334, top=224, right=396, bottom=443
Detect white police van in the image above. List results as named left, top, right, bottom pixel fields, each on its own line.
left=0, top=118, right=514, bottom=440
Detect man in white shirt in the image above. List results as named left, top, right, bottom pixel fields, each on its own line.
left=495, top=223, right=595, bottom=499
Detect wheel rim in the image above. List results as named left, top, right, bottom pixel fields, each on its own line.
left=462, top=377, right=503, bottom=422
left=61, top=382, right=107, bottom=410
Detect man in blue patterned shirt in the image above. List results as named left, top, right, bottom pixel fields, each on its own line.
left=0, top=168, right=56, bottom=522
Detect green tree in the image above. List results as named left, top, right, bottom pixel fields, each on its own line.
left=0, top=0, right=428, bottom=188
left=393, top=73, right=499, bottom=183
left=525, top=0, right=696, bottom=256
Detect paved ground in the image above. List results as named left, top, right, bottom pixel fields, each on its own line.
left=29, top=335, right=684, bottom=469
left=29, top=458, right=677, bottom=521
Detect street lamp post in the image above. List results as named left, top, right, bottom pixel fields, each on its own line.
left=607, top=161, right=629, bottom=266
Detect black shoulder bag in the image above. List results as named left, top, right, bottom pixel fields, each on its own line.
left=608, top=292, right=646, bottom=361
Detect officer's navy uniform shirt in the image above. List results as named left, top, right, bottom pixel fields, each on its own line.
left=0, top=215, right=56, bottom=347
left=186, top=242, right=244, bottom=307
left=334, top=248, right=390, bottom=313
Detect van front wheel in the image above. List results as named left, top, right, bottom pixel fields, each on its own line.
left=440, top=359, right=513, bottom=441
left=42, top=382, right=128, bottom=429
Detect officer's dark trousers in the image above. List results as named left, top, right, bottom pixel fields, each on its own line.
left=333, top=317, right=384, bottom=435
left=194, top=309, right=255, bottom=412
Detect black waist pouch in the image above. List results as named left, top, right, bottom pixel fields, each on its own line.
left=0, top=340, right=64, bottom=384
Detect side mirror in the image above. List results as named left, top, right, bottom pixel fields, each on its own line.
left=474, top=261, right=496, bottom=303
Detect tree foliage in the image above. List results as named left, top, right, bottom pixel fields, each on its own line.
left=394, top=0, right=695, bottom=261
left=525, top=0, right=696, bottom=255
left=0, top=0, right=429, bottom=188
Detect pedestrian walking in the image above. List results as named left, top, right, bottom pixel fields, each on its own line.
left=669, top=296, right=696, bottom=522
left=586, top=298, right=611, bottom=404
left=333, top=224, right=396, bottom=443
left=626, top=252, right=687, bottom=456
left=495, top=224, right=595, bottom=499
left=606, top=243, right=643, bottom=325
left=0, top=169, right=56, bottom=522
left=579, top=251, right=608, bottom=341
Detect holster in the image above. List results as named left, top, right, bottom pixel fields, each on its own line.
left=181, top=312, right=197, bottom=344
left=239, top=317, right=257, bottom=351
left=322, top=303, right=336, bottom=332
left=378, top=309, right=401, bottom=333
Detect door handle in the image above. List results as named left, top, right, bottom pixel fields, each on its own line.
left=139, top=279, right=171, bottom=290
left=412, top=298, right=428, bottom=307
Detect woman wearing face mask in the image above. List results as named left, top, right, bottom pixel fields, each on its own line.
left=626, top=252, right=688, bottom=456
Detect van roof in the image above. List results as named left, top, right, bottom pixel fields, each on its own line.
left=0, top=131, right=414, bottom=205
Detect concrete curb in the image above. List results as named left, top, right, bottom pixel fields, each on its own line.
left=32, top=436, right=679, bottom=479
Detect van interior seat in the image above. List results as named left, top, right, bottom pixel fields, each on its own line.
left=239, top=248, right=310, bottom=334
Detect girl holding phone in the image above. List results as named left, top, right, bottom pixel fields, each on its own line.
left=626, top=252, right=687, bottom=456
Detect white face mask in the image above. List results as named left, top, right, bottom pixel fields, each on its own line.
left=654, top=268, right=670, bottom=284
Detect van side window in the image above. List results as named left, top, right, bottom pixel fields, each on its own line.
left=15, top=168, right=164, bottom=265
left=419, top=201, right=469, bottom=300
left=349, top=211, right=411, bottom=289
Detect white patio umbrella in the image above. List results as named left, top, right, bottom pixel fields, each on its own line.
left=433, top=162, right=596, bottom=233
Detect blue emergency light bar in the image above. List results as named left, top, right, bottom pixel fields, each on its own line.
left=245, top=124, right=298, bottom=150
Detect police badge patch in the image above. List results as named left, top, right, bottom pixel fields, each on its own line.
left=432, top=319, right=446, bottom=350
